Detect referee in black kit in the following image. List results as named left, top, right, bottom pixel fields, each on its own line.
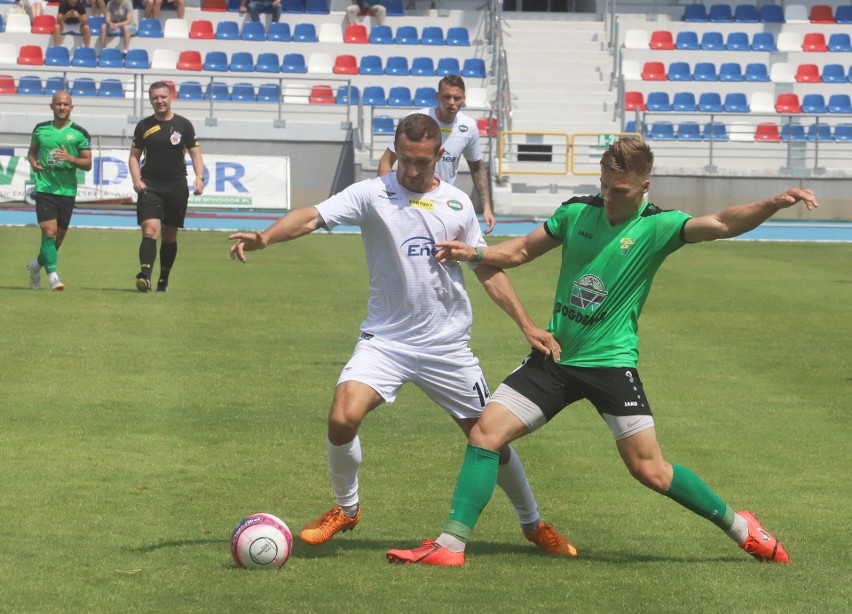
left=128, top=81, right=205, bottom=293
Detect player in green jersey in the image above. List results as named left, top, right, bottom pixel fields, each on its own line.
left=26, top=92, right=92, bottom=291
left=387, top=137, right=818, bottom=566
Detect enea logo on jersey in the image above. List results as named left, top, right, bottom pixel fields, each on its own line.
left=459, top=125, right=469, bottom=132
left=401, top=236, right=437, bottom=258
left=446, top=199, right=463, bottom=211
left=570, top=274, right=608, bottom=312
left=409, top=198, right=434, bottom=210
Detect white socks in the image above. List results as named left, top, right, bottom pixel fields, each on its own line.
left=725, top=512, right=749, bottom=544
left=496, top=445, right=541, bottom=527
left=327, top=435, right=362, bottom=508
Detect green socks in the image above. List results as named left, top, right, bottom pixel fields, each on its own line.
left=443, top=445, right=500, bottom=542
left=39, top=236, right=58, bottom=274
left=664, top=464, right=736, bottom=530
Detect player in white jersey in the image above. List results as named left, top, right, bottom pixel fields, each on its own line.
left=378, top=75, right=496, bottom=234
left=229, top=114, right=575, bottom=557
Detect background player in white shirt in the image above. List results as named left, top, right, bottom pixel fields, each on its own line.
left=229, top=114, right=576, bottom=557
left=378, top=75, right=497, bottom=234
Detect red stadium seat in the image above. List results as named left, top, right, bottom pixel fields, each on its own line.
left=809, top=4, right=835, bottom=23
left=476, top=117, right=497, bottom=137
left=641, top=61, right=667, bottom=80
left=754, top=122, right=781, bottom=141
left=795, top=64, right=822, bottom=82
left=309, top=84, right=335, bottom=104
left=201, top=0, right=228, bottom=10
left=0, top=74, right=16, bottom=94
left=18, top=45, right=44, bottom=66
left=775, top=93, right=802, bottom=113
left=649, top=30, right=675, bottom=50
left=189, top=20, right=215, bottom=39
left=31, top=14, right=56, bottom=34
left=332, top=54, right=358, bottom=74
left=161, top=80, right=178, bottom=99
left=624, top=91, right=645, bottom=111
left=802, top=33, right=828, bottom=52
left=177, top=50, right=203, bottom=70
left=343, top=24, right=369, bottom=43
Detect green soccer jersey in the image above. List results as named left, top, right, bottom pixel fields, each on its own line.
left=544, top=195, right=691, bottom=368
left=30, top=120, right=91, bottom=197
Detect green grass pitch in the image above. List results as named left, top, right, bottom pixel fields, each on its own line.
left=1, top=226, right=850, bottom=612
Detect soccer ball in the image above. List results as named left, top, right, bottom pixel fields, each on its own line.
left=230, top=513, right=293, bottom=570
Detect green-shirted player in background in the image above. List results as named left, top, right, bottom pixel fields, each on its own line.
left=387, top=137, right=818, bottom=567
left=27, top=91, right=92, bottom=291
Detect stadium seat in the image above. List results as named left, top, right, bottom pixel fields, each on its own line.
left=649, top=30, right=675, bottom=50
left=0, top=74, right=15, bottom=94
left=672, top=91, right=698, bottom=112
left=178, top=81, right=203, bottom=100
left=476, top=117, right=498, bottom=137
left=775, top=93, right=802, bottom=113
left=795, top=64, right=821, bottom=83
left=666, top=61, right=691, bottom=81
left=335, top=84, right=359, bottom=105
left=828, top=94, right=852, bottom=113
left=70, top=47, right=96, bottom=68
left=0, top=44, right=15, bottom=66
left=281, top=53, right=307, bottom=73
left=318, top=22, right=342, bottom=43
left=827, top=33, right=852, bottom=52
left=759, top=4, right=784, bottom=23
left=733, top=4, right=759, bottom=22
left=677, top=121, right=702, bottom=140
left=242, top=20, right=266, bottom=41
left=624, top=91, right=645, bottom=111
left=749, top=92, right=775, bottom=113
left=215, top=20, right=239, bottom=39
left=675, top=31, right=700, bottom=50
left=723, top=92, right=749, bottom=112
left=177, top=50, right=202, bottom=70
left=693, top=62, right=718, bottom=81
left=719, top=62, right=744, bottom=82
left=267, top=22, right=291, bottom=42
left=754, top=122, right=781, bottom=141
left=801, top=93, right=827, bottom=113
left=821, top=64, right=846, bottom=83
left=744, top=63, right=769, bottom=82
left=373, top=115, right=395, bottom=134
left=45, top=45, right=71, bottom=66
left=421, top=26, right=444, bottom=45
left=700, top=31, right=725, bottom=50
left=307, top=52, right=333, bottom=74
left=751, top=32, right=776, bottom=51
left=362, top=86, right=386, bottom=106
left=848, top=66, right=852, bottom=82
left=648, top=121, right=675, bottom=140
left=836, top=6, right=852, bottom=23
left=164, top=18, right=189, bottom=39
left=282, top=0, right=303, bottom=11
left=708, top=3, right=734, bottom=22
left=807, top=123, right=833, bottom=141
left=809, top=4, right=834, bottom=23
left=395, top=25, right=419, bottom=45
left=70, top=77, right=97, bottom=97
left=17, top=45, right=44, bottom=66
left=189, top=19, right=215, bottom=39
left=369, top=25, right=393, bottom=44
left=359, top=55, right=382, bottom=75
left=770, top=63, right=796, bottom=83
left=231, top=83, right=257, bottom=102
left=293, top=23, right=318, bottom=42
left=98, top=47, right=124, bottom=68
left=151, top=49, right=177, bottom=70
left=98, top=78, right=124, bottom=98
left=384, top=56, right=409, bottom=75
left=698, top=92, right=724, bottom=112
left=410, top=57, right=435, bottom=76
left=229, top=51, right=254, bottom=72
left=387, top=86, right=412, bottom=106
left=624, top=120, right=638, bottom=134
left=309, top=84, right=334, bottom=104
left=44, top=76, right=66, bottom=96
left=436, top=57, right=460, bottom=76
left=646, top=91, right=671, bottom=111
left=202, top=0, right=227, bottom=10
left=726, top=31, right=750, bottom=50
left=446, top=27, right=470, bottom=46
left=465, top=87, right=488, bottom=108
left=384, top=0, right=404, bottom=16
left=835, top=124, right=852, bottom=141
left=125, top=49, right=151, bottom=69
left=3, top=13, right=29, bottom=34
left=333, top=54, right=358, bottom=75
left=304, top=0, right=329, bottom=13
left=777, top=32, right=803, bottom=52
left=641, top=61, right=667, bottom=80
left=343, top=24, right=368, bottom=43
left=780, top=123, right=806, bottom=142
left=257, top=83, right=281, bottom=103
left=31, top=14, right=55, bottom=34
left=802, top=33, right=828, bottom=52
left=203, top=51, right=228, bottom=71
left=623, top=29, right=649, bottom=49
left=17, top=75, right=43, bottom=95
left=785, top=4, right=809, bottom=22
left=255, top=52, right=281, bottom=73
left=729, top=121, right=755, bottom=142
left=414, top=86, right=436, bottom=106
left=462, top=58, right=486, bottom=78
left=205, top=81, right=229, bottom=100
left=704, top=121, right=729, bottom=141
left=683, top=4, right=708, bottom=21
left=621, top=60, right=641, bottom=80
left=137, top=17, right=163, bottom=38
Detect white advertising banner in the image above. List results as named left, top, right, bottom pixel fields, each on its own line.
left=0, top=149, right=290, bottom=210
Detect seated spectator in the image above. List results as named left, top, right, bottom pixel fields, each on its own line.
left=22, top=0, right=45, bottom=20
left=240, top=0, right=282, bottom=23
left=88, top=0, right=107, bottom=17
left=347, top=0, right=386, bottom=25
left=53, top=0, right=92, bottom=47
left=99, top=0, right=136, bottom=54
left=144, top=0, right=185, bottom=20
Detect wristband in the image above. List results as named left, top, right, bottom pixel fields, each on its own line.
left=473, top=247, right=485, bottom=263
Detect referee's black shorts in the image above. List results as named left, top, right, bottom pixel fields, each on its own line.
left=136, top=181, right=190, bottom=228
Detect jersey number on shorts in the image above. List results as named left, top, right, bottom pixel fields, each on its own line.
left=473, top=378, right=491, bottom=408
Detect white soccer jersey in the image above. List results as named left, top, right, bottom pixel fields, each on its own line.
left=387, top=107, right=482, bottom=185
left=315, top=174, right=485, bottom=348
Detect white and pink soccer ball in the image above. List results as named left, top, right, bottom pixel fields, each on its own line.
left=230, top=513, right=293, bottom=569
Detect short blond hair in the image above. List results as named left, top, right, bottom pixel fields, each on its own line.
left=600, top=138, right=654, bottom=179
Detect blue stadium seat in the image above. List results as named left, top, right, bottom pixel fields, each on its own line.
left=255, top=83, right=280, bottom=102
left=137, top=17, right=163, bottom=38
left=648, top=121, right=675, bottom=140
left=216, top=20, right=239, bottom=40
left=667, top=61, right=691, bottom=81
left=410, top=57, right=435, bottom=76
left=98, top=78, right=124, bottom=97
left=369, top=24, right=393, bottom=44
left=98, top=47, right=124, bottom=68
left=267, top=22, right=291, bottom=41
left=646, top=91, right=672, bottom=111
left=0, top=14, right=4, bottom=33
left=229, top=51, right=254, bottom=72
left=677, top=121, right=702, bottom=140
left=675, top=31, right=700, bottom=50
left=446, top=26, right=470, bottom=46
left=726, top=31, right=750, bottom=50
left=807, top=123, right=833, bottom=141
left=624, top=120, right=638, bottom=134
left=723, top=92, right=749, bottom=112
left=698, top=92, right=724, bottom=112
left=303, top=0, right=329, bottom=13
left=733, top=3, right=759, bottom=22
left=821, top=64, right=845, bottom=83
left=231, top=83, right=257, bottom=101
left=362, top=86, right=387, bottom=106
left=436, top=57, right=460, bottom=76
left=17, top=75, right=43, bottom=95
left=241, top=21, right=265, bottom=41
left=71, top=77, right=97, bottom=97
left=781, top=124, right=806, bottom=142
left=683, top=4, right=708, bottom=21
left=293, top=23, right=318, bottom=42
left=387, top=86, right=412, bottom=106
left=178, top=81, right=203, bottom=100
left=282, top=0, right=303, bottom=12
left=205, top=81, right=229, bottom=100
left=751, top=32, right=776, bottom=51
left=44, top=45, right=71, bottom=66
left=335, top=84, right=359, bottom=105
left=88, top=15, right=105, bottom=34
left=414, top=86, right=436, bottom=106
left=420, top=26, right=444, bottom=45
left=462, top=58, right=486, bottom=78
left=708, top=3, right=734, bottom=22
left=801, top=93, right=827, bottom=113
left=848, top=66, right=852, bottom=82
left=255, top=52, right=280, bottom=73
left=719, top=62, right=744, bottom=81
left=359, top=55, right=382, bottom=75
left=835, top=124, right=852, bottom=141
left=395, top=25, right=418, bottom=45
left=704, top=121, right=729, bottom=141
left=693, top=62, right=718, bottom=81
left=71, top=47, right=97, bottom=68
left=203, top=51, right=228, bottom=71
left=384, top=0, right=404, bottom=16
left=837, top=5, right=852, bottom=23
left=759, top=4, right=784, bottom=22
left=672, top=92, right=698, bottom=112
left=373, top=115, right=395, bottom=134
left=744, top=63, right=769, bottom=81
left=700, top=31, right=725, bottom=50
left=828, top=33, right=852, bottom=52
left=281, top=53, right=307, bottom=73
left=384, top=56, right=409, bottom=75
left=44, top=76, right=66, bottom=96
left=828, top=94, right=852, bottom=113
left=125, top=49, right=151, bottom=69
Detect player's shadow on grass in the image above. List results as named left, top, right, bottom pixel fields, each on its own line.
left=136, top=538, right=225, bottom=553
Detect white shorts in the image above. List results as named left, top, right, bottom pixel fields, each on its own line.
left=338, top=335, right=490, bottom=420
left=62, top=23, right=85, bottom=35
